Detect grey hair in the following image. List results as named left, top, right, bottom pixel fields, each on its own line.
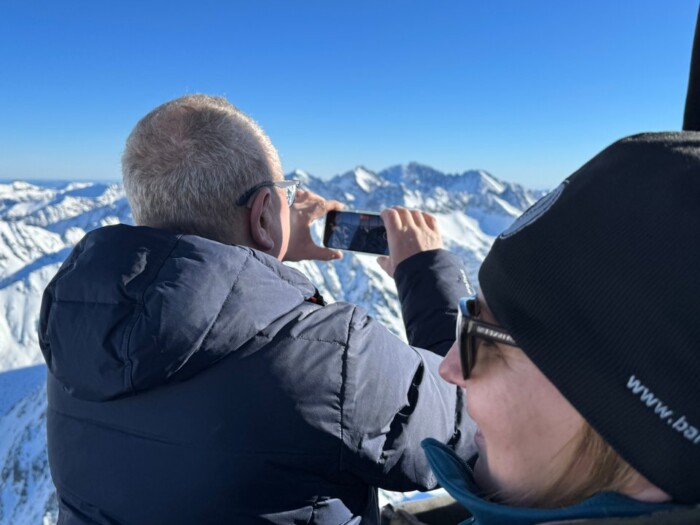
left=122, top=94, right=282, bottom=244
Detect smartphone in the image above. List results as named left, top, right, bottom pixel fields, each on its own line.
left=323, top=211, right=389, bottom=255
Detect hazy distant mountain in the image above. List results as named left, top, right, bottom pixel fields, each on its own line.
left=0, top=165, right=543, bottom=524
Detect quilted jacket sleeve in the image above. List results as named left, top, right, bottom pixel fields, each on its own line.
left=338, top=249, right=476, bottom=491
left=393, top=249, right=474, bottom=356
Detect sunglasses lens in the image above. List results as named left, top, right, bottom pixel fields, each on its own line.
left=460, top=328, right=476, bottom=380
left=458, top=296, right=480, bottom=379
left=467, top=297, right=479, bottom=317
left=456, top=308, right=470, bottom=379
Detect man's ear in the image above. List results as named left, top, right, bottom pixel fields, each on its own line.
left=248, top=189, right=275, bottom=252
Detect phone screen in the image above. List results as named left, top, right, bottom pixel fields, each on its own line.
left=323, top=211, right=389, bottom=255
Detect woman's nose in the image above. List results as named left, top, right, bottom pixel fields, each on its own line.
left=439, top=342, right=466, bottom=386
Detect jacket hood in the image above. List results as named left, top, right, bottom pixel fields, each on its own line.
left=39, top=224, right=318, bottom=401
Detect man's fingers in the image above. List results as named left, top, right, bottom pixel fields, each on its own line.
left=284, top=189, right=347, bottom=262
left=411, top=209, right=426, bottom=228
left=292, top=189, right=312, bottom=204
left=324, top=199, right=345, bottom=212
left=396, top=207, right=416, bottom=229
left=309, top=200, right=327, bottom=221
left=382, top=206, right=419, bottom=231
left=376, top=206, right=444, bottom=271
left=291, top=192, right=344, bottom=222
left=423, top=212, right=439, bottom=231
left=381, top=208, right=402, bottom=233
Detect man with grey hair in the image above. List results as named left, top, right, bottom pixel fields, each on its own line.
left=39, top=94, right=476, bottom=524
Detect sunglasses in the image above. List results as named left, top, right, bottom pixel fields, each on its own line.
left=236, top=179, right=301, bottom=207
left=457, top=294, right=517, bottom=379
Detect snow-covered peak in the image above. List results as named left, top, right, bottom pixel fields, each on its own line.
left=10, top=181, right=39, bottom=191
left=443, top=169, right=505, bottom=195
left=289, top=168, right=313, bottom=184
left=475, top=170, right=505, bottom=193
left=330, top=166, right=388, bottom=194
left=0, top=182, right=55, bottom=212
left=379, top=162, right=445, bottom=186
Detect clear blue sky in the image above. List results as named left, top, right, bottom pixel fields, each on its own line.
left=0, top=1, right=697, bottom=189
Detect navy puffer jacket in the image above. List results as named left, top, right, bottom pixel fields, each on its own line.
left=39, top=224, right=476, bottom=524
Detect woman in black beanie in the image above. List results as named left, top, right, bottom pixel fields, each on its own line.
left=419, top=131, right=700, bottom=525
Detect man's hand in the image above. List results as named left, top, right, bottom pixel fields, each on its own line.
left=377, top=207, right=444, bottom=278
left=283, top=189, right=345, bottom=262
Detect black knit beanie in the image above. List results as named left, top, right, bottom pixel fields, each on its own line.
left=478, top=132, right=700, bottom=504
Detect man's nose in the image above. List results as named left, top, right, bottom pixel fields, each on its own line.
left=439, top=342, right=465, bottom=386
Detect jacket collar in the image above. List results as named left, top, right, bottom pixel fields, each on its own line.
left=421, top=438, right=681, bottom=525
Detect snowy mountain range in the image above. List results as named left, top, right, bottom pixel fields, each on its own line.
left=0, top=165, right=544, bottom=524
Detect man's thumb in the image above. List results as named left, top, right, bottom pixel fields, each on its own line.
left=309, top=245, right=343, bottom=262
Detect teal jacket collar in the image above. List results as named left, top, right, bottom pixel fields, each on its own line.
left=422, top=438, right=680, bottom=525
